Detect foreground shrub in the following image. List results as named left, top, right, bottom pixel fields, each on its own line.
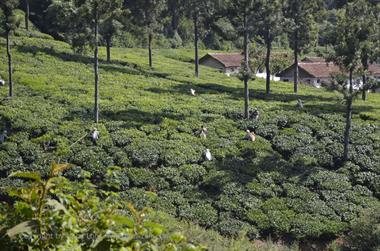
left=345, top=207, right=380, bottom=251
left=0, top=163, right=206, bottom=250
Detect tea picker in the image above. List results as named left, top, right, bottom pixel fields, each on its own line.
left=205, top=149, right=212, bottom=161
left=244, top=129, right=256, bottom=142
left=0, top=130, right=7, bottom=143
left=250, top=108, right=260, bottom=120
left=91, top=128, right=100, bottom=144
left=190, top=88, right=196, bottom=96
left=197, top=126, right=208, bottom=139
left=296, top=99, right=304, bottom=110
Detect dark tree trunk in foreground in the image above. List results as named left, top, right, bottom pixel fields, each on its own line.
left=6, top=31, right=13, bottom=97
left=25, top=0, right=29, bottom=31
left=362, top=74, right=367, bottom=101
left=343, top=69, right=354, bottom=162
left=243, top=12, right=249, bottom=119
left=293, top=30, right=299, bottom=93
left=106, top=38, right=111, bottom=63
left=94, top=11, right=99, bottom=123
left=265, top=35, right=271, bottom=95
left=194, top=11, right=199, bottom=78
left=148, top=32, right=153, bottom=67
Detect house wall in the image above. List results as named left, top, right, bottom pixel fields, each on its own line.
left=256, top=72, right=280, bottom=81
left=225, top=67, right=240, bottom=76
left=279, top=77, right=330, bottom=88
left=278, top=66, right=328, bottom=87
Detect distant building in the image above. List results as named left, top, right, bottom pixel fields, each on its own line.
left=199, top=53, right=244, bottom=75
left=277, top=57, right=380, bottom=88
left=199, top=52, right=280, bottom=81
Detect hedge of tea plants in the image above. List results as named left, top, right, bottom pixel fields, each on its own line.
left=0, top=33, right=379, bottom=247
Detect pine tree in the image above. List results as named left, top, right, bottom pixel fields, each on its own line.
left=255, top=0, right=283, bottom=95
left=283, top=0, right=322, bottom=93
left=226, top=0, right=260, bottom=119
left=24, top=0, right=29, bottom=31
left=100, top=7, right=128, bottom=63
left=190, top=0, right=223, bottom=78
left=0, top=0, right=21, bottom=98
left=48, top=0, right=123, bottom=123
left=328, top=0, right=379, bottom=162
left=126, top=0, right=165, bottom=68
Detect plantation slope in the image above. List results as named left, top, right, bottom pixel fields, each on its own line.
left=0, top=34, right=379, bottom=243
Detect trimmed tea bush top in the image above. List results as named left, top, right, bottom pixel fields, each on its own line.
left=0, top=33, right=378, bottom=245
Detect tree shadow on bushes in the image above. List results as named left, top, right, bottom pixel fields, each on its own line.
left=15, top=44, right=171, bottom=80
left=279, top=102, right=379, bottom=118
left=102, top=108, right=186, bottom=127
left=146, top=82, right=339, bottom=104
left=200, top=150, right=324, bottom=198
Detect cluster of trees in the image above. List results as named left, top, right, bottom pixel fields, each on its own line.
left=0, top=0, right=379, bottom=161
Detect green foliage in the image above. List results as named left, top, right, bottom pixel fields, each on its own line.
left=0, top=31, right=379, bottom=246
left=0, top=0, right=21, bottom=33
left=345, top=207, right=380, bottom=251
left=178, top=202, right=218, bottom=227
left=0, top=163, right=206, bottom=250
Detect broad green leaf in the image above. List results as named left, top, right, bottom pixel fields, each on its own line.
left=110, top=215, right=134, bottom=228
left=46, top=199, right=69, bottom=214
left=9, top=172, right=41, bottom=182
left=51, top=162, right=71, bottom=176
left=6, top=220, right=38, bottom=238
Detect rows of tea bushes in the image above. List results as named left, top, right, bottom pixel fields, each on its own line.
left=0, top=34, right=379, bottom=247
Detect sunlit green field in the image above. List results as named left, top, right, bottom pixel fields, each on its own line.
left=0, top=32, right=379, bottom=247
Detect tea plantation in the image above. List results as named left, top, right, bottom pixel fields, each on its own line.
left=0, top=31, right=379, bottom=247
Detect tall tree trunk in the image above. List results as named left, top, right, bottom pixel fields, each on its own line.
left=6, top=31, right=13, bottom=98
left=361, top=74, right=367, bottom=101
left=94, top=11, right=99, bottom=123
left=265, top=35, right=271, bottom=95
left=343, top=69, right=353, bottom=162
left=106, top=38, right=111, bottom=63
left=194, top=10, right=199, bottom=78
left=169, top=1, right=180, bottom=36
left=25, top=0, right=29, bottom=31
left=293, top=30, right=299, bottom=93
left=243, top=12, right=249, bottom=119
left=148, top=32, right=153, bottom=67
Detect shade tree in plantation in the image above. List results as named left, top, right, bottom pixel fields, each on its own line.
left=225, top=0, right=260, bottom=119
left=48, top=0, right=123, bottom=123
left=328, top=0, right=379, bottom=162
left=255, top=0, right=283, bottom=95
left=100, top=7, right=129, bottom=63
left=358, top=1, right=379, bottom=101
left=126, top=0, right=165, bottom=68
left=185, top=0, right=222, bottom=77
left=0, top=0, right=21, bottom=98
left=283, top=0, right=322, bottom=93
left=24, top=0, right=30, bottom=31
left=166, top=0, right=186, bottom=43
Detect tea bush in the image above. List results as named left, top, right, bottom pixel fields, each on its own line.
left=0, top=165, right=207, bottom=250
left=0, top=33, right=379, bottom=245
left=345, top=207, right=380, bottom=251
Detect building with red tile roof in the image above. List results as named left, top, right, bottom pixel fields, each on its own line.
left=199, top=53, right=244, bottom=75
left=277, top=57, right=380, bottom=88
